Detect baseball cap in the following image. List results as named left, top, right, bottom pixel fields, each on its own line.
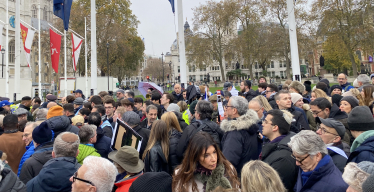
left=318, top=117, right=346, bottom=139
left=0, top=100, right=13, bottom=107
left=73, top=89, right=83, bottom=94
left=223, top=82, right=233, bottom=90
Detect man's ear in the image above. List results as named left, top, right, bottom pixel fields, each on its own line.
left=76, top=149, right=80, bottom=157
left=52, top=151, right=56, bottom=158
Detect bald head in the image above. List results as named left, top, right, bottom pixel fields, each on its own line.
left=338, top=73, right=348, bottom=86
left=248, top=99, right=264, bottom=119
left=47, top=102, right=57, bottom=109
left=174, top=84, right=181, bottom=94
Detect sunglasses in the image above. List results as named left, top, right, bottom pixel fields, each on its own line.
left=72, top=171, right=95, bottom=186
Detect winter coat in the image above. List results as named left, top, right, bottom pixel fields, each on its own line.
left=340, top=82, right=354, bottom=92
left=281, top=105, right=310, bottom=132
left=45, top=115, right=79, bottom=138
left=26, top=157, right=81, bottom=192
left=220, top=109, right=261, bottom=176
left=268, top=95, right=277, bottom=109
left=114, top=172, right=143, bottom=192
left=130, top=125, right=150, bottom=159
left=133, top=107, right=143, bottom=119
left=0, top=168, right=26, bottom=192
left=74, top=105, right=82, bottom=116
left=169, top=129, right=182, bottom=174
left=172, top=91, right=184, bottom=103
left=261, top=133, right=298, bottom=191
left=294, top=156, right=348, bottom=192
left=144, top=142, right=169, bottom=173
left=76, top=144, right=101, bottom=164
left=328, top=104, right=351, bottom=144
left=94, top=127, right=112, bottom=159
left=101, top=120, right=113, bottom=139
left=177, top=119, right=223, bottom=159
left=18, top=104, right=33, bottom=121
left=19, top=142, right=53, bottom=184
left=302, top=104, right=317, bottom=131
left=242, top=89, right=258, bottom=102
left=173, top=111, right=188, bottom=130
left=0, top=132, right=26, bottom=173
left=328, top=148, right=347, bottom=173
left=347, top=131, right=374, bottom=164
left=17, top=141, right=35, bottom=176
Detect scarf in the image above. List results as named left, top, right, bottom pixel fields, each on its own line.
left=301, top=155, right=331, bottom=185
left=194, top=164, right=232, bottom=192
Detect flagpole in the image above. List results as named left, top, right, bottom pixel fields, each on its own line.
left=177, top=0, right=187, bottom=86
left=5, top=0, right=9, bottom=97
left=15, top=0, right=20, bottom=101
left=91, top=0, right=97, bottom=96
left=64, top=30, right=67, bottom=97
left=85, top=17, right=88, bottom=97
left=38, top=0, right=42, bottom=100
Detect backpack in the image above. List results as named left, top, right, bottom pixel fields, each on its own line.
left=191, top=121, right=221, bottom=148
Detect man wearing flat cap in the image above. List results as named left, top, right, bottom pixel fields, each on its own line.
left=18, top=96, right=33, bottom=121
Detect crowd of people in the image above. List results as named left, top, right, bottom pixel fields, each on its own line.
left=1, top=73, right=374, bottom=192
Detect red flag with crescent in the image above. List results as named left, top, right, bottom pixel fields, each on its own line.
left=50, top=29, right=62, bottom=73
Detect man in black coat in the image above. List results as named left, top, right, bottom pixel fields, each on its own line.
left=19, top=96, right=33, bottom=121
left=172, top=84, right=184, bottom=103
left=261, top=109, right=297, bottom=191
left=88, top=112, right=112, bottom=158
left=239, top=80, right=258, bottom=102
left=266, top=84, right=279, bottom=109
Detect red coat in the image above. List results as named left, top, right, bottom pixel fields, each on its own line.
left=114, top=173, right=143, bottom=192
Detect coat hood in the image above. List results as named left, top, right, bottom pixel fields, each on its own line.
left=32, top=142, right=53, bottom=166
left=220, top=109, right=259, bottom=132
left=45, top=115, right=79, bottom=137
left=0, top=168, right=26, bottom=191
left=329, top=104, right=348, bottom=120
left=302, top=104, right=310, bottom=111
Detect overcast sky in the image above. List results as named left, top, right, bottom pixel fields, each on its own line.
left=130, top=0, right=216, bottom=57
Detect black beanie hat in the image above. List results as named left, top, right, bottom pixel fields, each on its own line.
left=320, top=79, right=330, bottom=88
left=129, top=172, right=172, bottom=192
left=32, top=121, right=53, bottom=144
left=332, top=94, right=343, bottom=107
left=244, top=80, right=251, bottom=88
left=330, top=84, right=342, bottom=93
left=341, top=96, right=359, bottom=109
left=305, top=84, right=311, bottom=92
left=348, top=106, right=374, bottom=131
left=304, top=80, right=312, bottom=86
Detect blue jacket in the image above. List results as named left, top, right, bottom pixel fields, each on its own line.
left=347, top=136, right=374, bottom=164
left=340, top=82, right=354, bottom=92
left=74, top=105, right=82, bottom=116
left=26, top=157, right=80, bottom=192
left=294, top=155, right=348, bottom=192
left=17, top=141, right=35, bottom=176
left=94, top=126, right=112, bottom=159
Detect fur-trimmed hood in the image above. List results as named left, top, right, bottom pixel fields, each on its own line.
left=220, top=109, right=259, bottom=132
left=302, top=103, right=310, bottom=111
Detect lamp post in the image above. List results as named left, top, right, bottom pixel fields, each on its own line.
left=161, top=52, right=164, bottom=85
left=107, top=42, right=109, bottom=91
left=169, top=61, right=172, bottom=83
left=1, top=48, right=5, bottom=78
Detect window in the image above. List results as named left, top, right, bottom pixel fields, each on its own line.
left=267, top=72, right=270, bottom=77
left=272, top=71, right=275, bottom=77
left=200, top=75, right=203, bottom=81
left=283, top=61, right=287, bottom=68
left=189, top=66, right=191, bottom=72
left=192, top=65, right=196, bottom=72
left=255, top=62, right=258, bottom=69
left=271, top=61, right=274, bottom=68
left=241, top=65, right=244, bottom=69
left=9, top=40, right=15, bottom=63
left=32, top=5, right=37, bottom=18
left=280, top=71, right=284, bottom=77
left=279, top=61, right=282, bottom=68
left=178, top=66, right=180, bottom=73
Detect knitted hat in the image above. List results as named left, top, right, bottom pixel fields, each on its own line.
left=122, top=111, right=140, bottom=126
left=129, top=172, right=172, bottom=192
left=290, top=93, right=303, bottom=105
left=305, top=84, right=311, bottom=92
left=343, top=162, right=374, bottom=192
left=167, top=103, right=180, bottom=112
left=363, top=173, right=374, bottom=192
left=71, top=115, right=84, bottom=126
left=341, top=96, right=359, bottom=109
left=348, top=106, right=374, bottom=131
left=330, top=85, right=342, bottom=93
left=47, top=106, right=64, bottom=119
left=332, top=94, right=343, bottom=107
left=189, top=100, right=198, bottom=115
left=32, top=121, right=53, bottom=144
left=304, top=80, right=312, bottom=86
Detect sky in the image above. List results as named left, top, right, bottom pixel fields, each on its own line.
left=130, top=0, right=216, bottom=57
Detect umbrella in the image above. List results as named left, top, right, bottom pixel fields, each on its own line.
left=138, top=82, right=164, bottom=98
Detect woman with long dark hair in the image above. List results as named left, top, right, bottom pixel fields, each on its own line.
left=172, top=132, right=239, bottom=192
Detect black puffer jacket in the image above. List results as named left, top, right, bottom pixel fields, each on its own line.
left=220, top=109, right=261, bottom=177
left=268, top=95, right=277, bottom=109
left=144, top=142, right=169, bottom=173
left=241, top=89, right=258, bottom=102
left=19, top=142, right=53, bottom=184
left=45, top=116, right=79, bottom=138
left=0, top=167, right=26, bottom=192
left=287, top=105, right=310, bottom=131
left=169, top=129, right=182, bottom=174
left=172, top=91, right=184, bottom=103
left=261, top=133, right=297, bottom=191
left=131, top=125, right=150, bottom=159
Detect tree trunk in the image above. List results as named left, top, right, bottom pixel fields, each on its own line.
left=348, top=52, right=358, bottom=77
left=247, top=59, right=253, bottom=80
left=219, top=59, right=226, bottom=81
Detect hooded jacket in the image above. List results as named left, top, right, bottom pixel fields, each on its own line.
left=287, top=105, right=310, bottom=131
left=45, top=116, right=79, bottom=137
left=144, top=142, right=169, bottom=173
left=19, top=142, right=53, bottom=184
left=172, top=91, right=184, bottom=103
left=17, top=141, right=35, bottom=176
left=347, top=130, right=374, bottom=164
left=94, top=127, right=112, bottom=159
left=0, top=167, right=26, bottom=192
left=169, top=129, right=182, bottom=174
left=241, top=89, right=258, bottom=102
left=26, top=157, right=81, bottom=192
left=220, top=109, right=260, bottom=176
left=261, top=133, right=298, bottom=191
left=76, top=144, right=101, bottom=164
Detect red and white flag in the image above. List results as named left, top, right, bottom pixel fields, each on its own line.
left=71, top=33, right=82, bottom=71
left=20, top=23, right=35, bottom=70
left=0, top=24, right=3, bottom=50
left=50, top=29, right=62, bottom=73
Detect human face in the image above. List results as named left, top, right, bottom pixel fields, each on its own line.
left=346, top=186, right=359, bottom=192
left=262, top=114, right=275, bottom=138
left=372, top=77, right=374, bottom=85
left=316, top=124, right=339, bottom=144
left=199, top=145, right=217, bottom=171
left=18, top=114, right=27, bottom=122
left=292, top=152, right=321, bottom=172
left=224, top=100, right=237, bottom=119
left=294, top=98, right=304, bottom=108
left=248, top=102, right=264, bottom=119
left=104, top=103, right=115, bottom=118
left=113, top=111, right=119, bottom=122
left=183, top=91, right=187, bottom=100
left=90, top=131, right=97, bottom=144
left=116, top=92, right=124, bottom=99
left=142, top=103, right=147, bottom=114
left=70, top=165, right=96, bottom=192
left=147, top=109, right=158, bottom=124
left=174, top=84, right=181, bottom=94
left=259, top=78, right=266, bottom=83
left=61, top=97, right=67, bottom=105
left=340, top=100, right=352, bottom=114
left=338, top=74, right=347, bottom=86
left=265, top=87, right=274, bottom=99
left=74, top=92, right=82, bottom=98
left=22, top=125, right=34, bottom=146
left=258, top=87, right=265, bottom=93
left=240, top=82, right=245, bottom=92
left=276, top=93, right=292, bottom=110
left=227, top=86, right=233, bottom=92
left=332, top=88, right=342, bottom=96
left=311, top=92, right=317, bottom=102
left=3, top=105, right=10, bottom=111
left=310, top=105, right=329, bottom=119
left=160, top=94, right=169, bottom=105
left=211, top=101, right=218, bottom=111
left=361, top=90, right=365, bottom=98
left=134, top=102, right=142, bottom=111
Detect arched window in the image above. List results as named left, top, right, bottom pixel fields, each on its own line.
left=9, top=40, right=15, bottom=63
left=32, top=5, right=37, bottom=18
left=44, top=7, right=48, bottom=21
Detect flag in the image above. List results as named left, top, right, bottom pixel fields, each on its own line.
left=53, top=0, right=73, bottom=31
left=204, top=86, right=208, bottom=101
left=20, top=23, right=35, bottom=70
left=71, top=33, right=82, bottom=71
left=168, top=0, right=175, bottom=13
left=50, top=29, right=62, bottom=73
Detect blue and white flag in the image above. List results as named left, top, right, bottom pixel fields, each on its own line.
left=53, top=0, right=73, bottom=31
left=168, top=0, right=175, bottom=13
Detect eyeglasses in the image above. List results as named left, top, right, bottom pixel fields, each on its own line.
left=224, top=105, right=235, bottom=109
left=105, top=107, right=113, bottom=109
left=317, top=126, right=339, bottom=136
left=265, top=90, right=272, bottom=93
left=22, top=133, right=30, bottom=138
left=291, top=154, right=310, bottom=165
left=72, top=171, right=95, bottom=186
left=262, top=119, right=274, bottom=125
left=311, top=110, right=323, bottom=115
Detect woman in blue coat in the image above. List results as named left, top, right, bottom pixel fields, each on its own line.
left=288, top=130, right=348, bottom=192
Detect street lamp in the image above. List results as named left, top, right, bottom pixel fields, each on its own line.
left=161, top=52, right=164, bottom=85
left=1, top=48, right=5, bottom=78
left=169, top=61, right=172, bottom=83
left=106, top=42, right=109, bottom=91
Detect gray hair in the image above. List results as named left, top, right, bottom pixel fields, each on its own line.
left=223, top=91, right=232, bottom=97
left=357, top=74, right=371, bottom=85
left=146, top=105, right=158, bottom=114
left=25, top=122, right=38, bottom=130
left=288, top=130, right=328, bottom=156
left=78, top=125, right=97, bottom=144
left=196, top=100, right=214, bottom=120
left=83, top=156, right=118, bottom=192
left=53, top=132, right=80, bottom=158
left=230, top=96, right=249, bottom=116
left=35, top=108, right=48, bottom=120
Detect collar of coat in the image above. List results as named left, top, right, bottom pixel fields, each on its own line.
left=220, top=109, right=259, bottom=132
